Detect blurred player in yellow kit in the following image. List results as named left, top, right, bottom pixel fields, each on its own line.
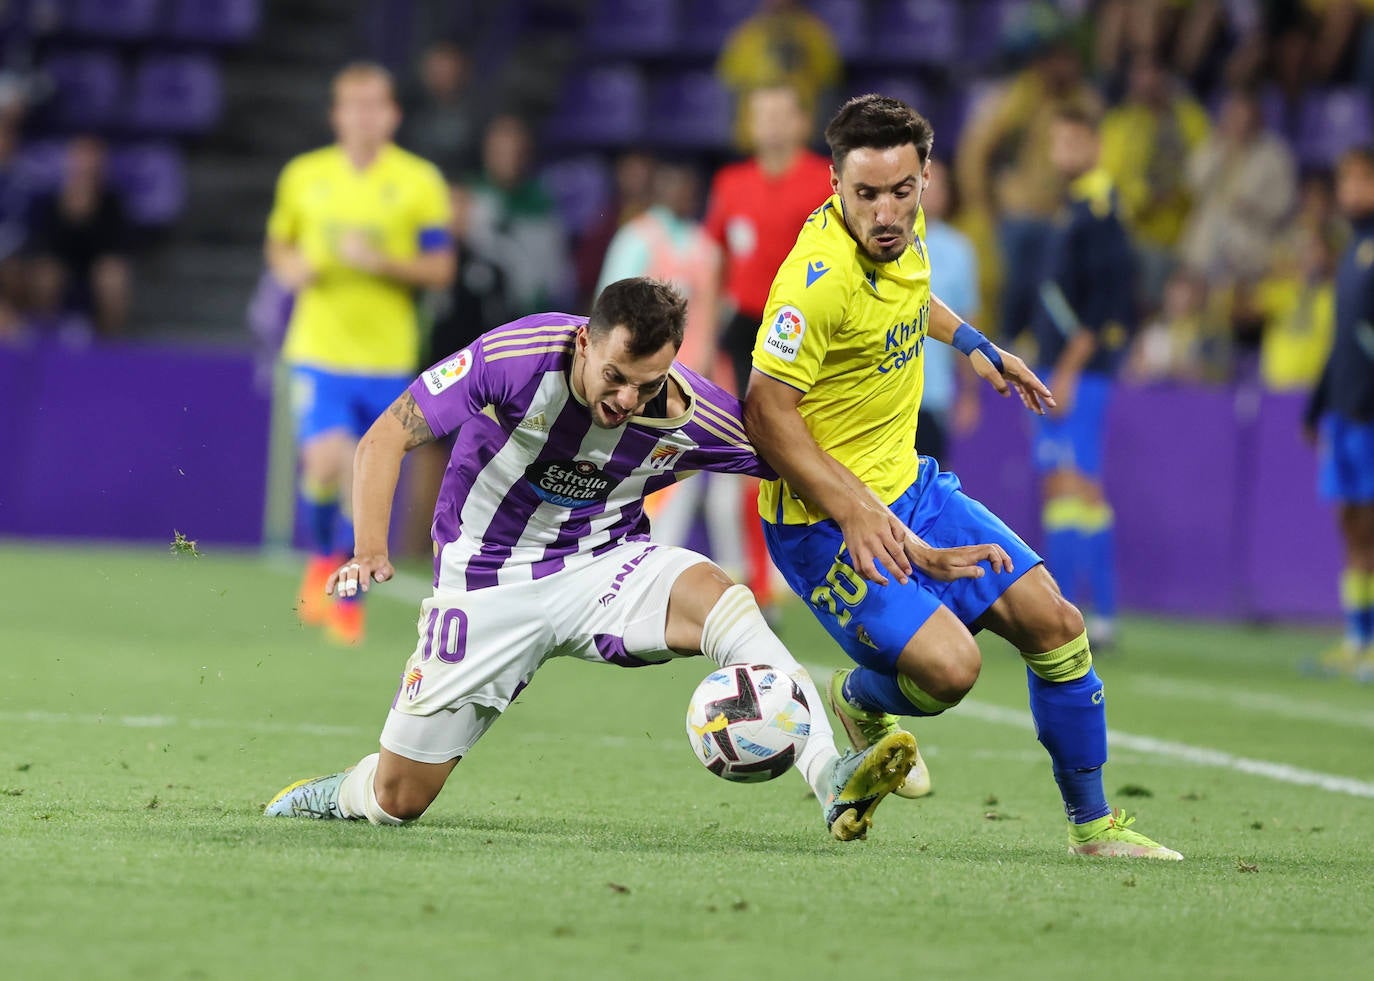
left=265, top=62, right=454, bottom=643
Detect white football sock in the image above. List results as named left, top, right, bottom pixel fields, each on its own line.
left=700, top=584, right=839, bottom=802
left=336, top=752, right=405, bottom=826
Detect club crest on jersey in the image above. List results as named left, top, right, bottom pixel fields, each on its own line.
left=645, top=441, right=684, bottom=471
left=423, top=348, right=473, bottom=395
left=764, top=306, right=806, bottom=362
left=404, top=667, right=423, bottom=701
left=526, top=459, right=615, bottom=509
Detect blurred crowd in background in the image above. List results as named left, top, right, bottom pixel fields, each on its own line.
left=1, top=0, right=1371, bottom=400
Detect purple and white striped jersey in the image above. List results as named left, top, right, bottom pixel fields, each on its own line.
left=410, top=313, right=772, bottom=591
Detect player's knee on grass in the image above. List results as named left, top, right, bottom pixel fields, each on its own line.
left=373, top=757, right=453, bottom=822
left=373, top=777, right=440, bottom=822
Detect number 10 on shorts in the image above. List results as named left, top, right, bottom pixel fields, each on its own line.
left=420, top=607, right=469, bottom=663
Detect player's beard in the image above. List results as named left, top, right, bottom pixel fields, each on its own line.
left=840, top=199, right=913, bottom=264
left=866, top=226, right=910, bottom=263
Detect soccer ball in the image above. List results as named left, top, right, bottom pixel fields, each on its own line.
left=685, top=664, right=811, bottom=782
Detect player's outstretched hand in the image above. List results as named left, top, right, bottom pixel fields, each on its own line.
left=971, top=346, right=1056, bottom=416
left=326, top=553, right=394, bottom=598
left=907, top=539, right=1013, bottom=582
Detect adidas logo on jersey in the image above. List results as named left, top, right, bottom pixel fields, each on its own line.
left=518, top=412, right=549, bottom=433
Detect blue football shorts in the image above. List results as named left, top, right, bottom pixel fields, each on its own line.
left=1318, top=413, right=1374, bottom=504
left=763, top=458, right=1042, bottom=674
left=288, top=365, right=411, bottom=443
left=1032, top=370, right=1113, bottom=478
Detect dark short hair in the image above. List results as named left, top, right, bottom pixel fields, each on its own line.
left=587, top=278, right=687, bottom=357
left=824, top=94, right=934, bottom=170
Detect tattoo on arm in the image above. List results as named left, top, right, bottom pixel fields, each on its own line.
left=388, top=391, right=436, bottom=450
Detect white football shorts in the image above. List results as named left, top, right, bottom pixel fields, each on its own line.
left=379, top=542, right=709, bottom=763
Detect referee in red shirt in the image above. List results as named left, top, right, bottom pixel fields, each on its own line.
left=705, top=83, right=834, bottom=395
left=704, top=82, right=833, bottom=611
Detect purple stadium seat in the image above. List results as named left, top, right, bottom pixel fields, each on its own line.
left=848, top=73, right=937, bottom=118
left=584, top=0, right=677, bottom=59
left=127, top=54, right=222, bottom=134
left=109, top=142, right=186, bottom=225
left=545, top=65, right=646, bottom=148
left=647, top=70, right=731, bottom=150
left=169, top=0, right=261, bottom=44
left=1296, top=88, right=1374, bottom=167
left=40, top=49, right=123, bottom=130
left=963, top=0, right=1043, bottom=68
left=538, top=155, right=612, bottom=237
left=13, top=140, right=66, bottom=196
left=871, top=0, right=962, bottom=67
left=67, top=0, right=160, bottom=39
left=1, top=0, right=31, bottom=38
left=809, top=0, right=868, bottom=60
left=680, top=0, right=748, bottom=58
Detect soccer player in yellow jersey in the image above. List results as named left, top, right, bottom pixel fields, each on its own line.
left=743, top=95, right=1181, bottom=859
left=266, top=63, right=455, bottom=644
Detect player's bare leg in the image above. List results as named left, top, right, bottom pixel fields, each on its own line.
left=265, top=748, right=457, bottom=823
left=371, top=749, right=458, bottom=820
left=977, top=567, right=1181, bottom=859
left=828, top=605, right=977, bottom=800
left=1333, top=502, right=1374, bottom=678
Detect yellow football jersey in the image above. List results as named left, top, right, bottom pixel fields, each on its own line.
left=753, top=194, right=930, bottom=524
left=267, top=143, right=450, bottom=374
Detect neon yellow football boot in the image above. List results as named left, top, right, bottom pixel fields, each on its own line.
left=829, top=669, right=931, bottom=798
left=1068, top=808, right=1183, bottom=860
left=823, top=730, right=919, bottom=841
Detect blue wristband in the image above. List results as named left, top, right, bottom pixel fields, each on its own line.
left=952, top=322, right=1004, bottom=373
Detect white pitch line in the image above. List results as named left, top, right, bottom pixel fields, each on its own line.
left=955, top=700, right=1374, bottom=799
left=0, top=709, right=368, bottom=738
left=0, top=709, right=646, bottom=748
left=1128, top=675, right=1374, bottom=731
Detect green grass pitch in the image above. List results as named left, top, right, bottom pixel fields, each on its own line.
left=2, top=540, right=1371, bottom=980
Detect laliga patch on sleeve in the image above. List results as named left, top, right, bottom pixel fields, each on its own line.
left=763, top=306, right=806, bottom=362
left=423, top=348, right=473, bottom=395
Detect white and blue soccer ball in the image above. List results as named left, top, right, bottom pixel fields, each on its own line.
left=685, top=664, right=811, bottom=783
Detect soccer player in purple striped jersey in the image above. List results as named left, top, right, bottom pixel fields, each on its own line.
left=264, top=278, right=919, bottom=840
